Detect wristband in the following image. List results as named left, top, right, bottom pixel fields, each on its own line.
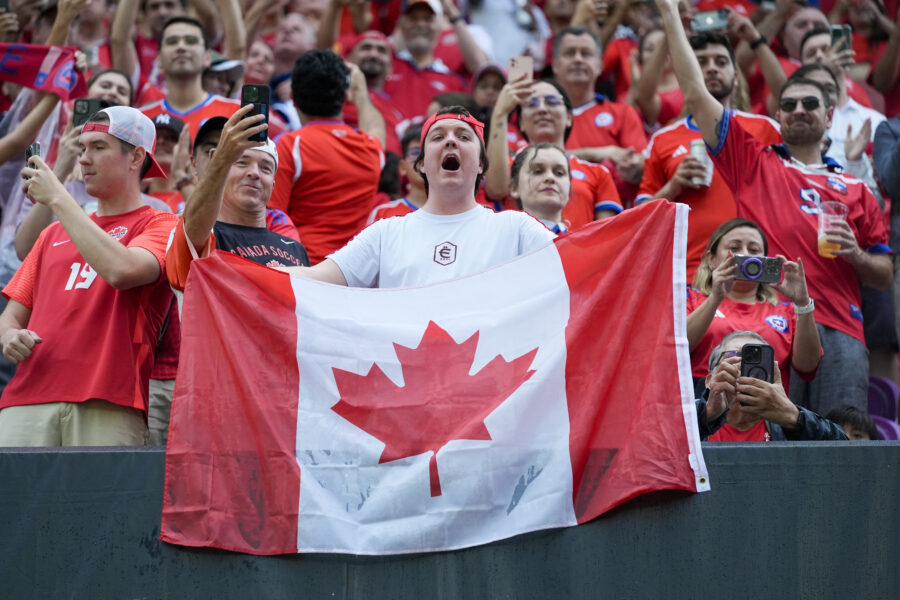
left=750, top=36, right=767, bottom=50
left=449, top=15, right=464, bottom=24
left=793, top=298, right=815, bottom=315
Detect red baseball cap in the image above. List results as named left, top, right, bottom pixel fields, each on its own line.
left=343, top=30, right=393, bottom=57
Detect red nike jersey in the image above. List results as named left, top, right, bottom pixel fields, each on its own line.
left=140, top=94, right=240, bottom=140
left=711, top=110, right=889, bottom=342
left=638, top=111, right=782, bottom=282
left=270, top=120, right=385, bottom=264
left=1, top=206, right=177, bottom=412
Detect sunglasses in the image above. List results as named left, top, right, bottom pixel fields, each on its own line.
left=778, top=96, right=821, bottom=112
left=525, top=95, right=565, bottom=108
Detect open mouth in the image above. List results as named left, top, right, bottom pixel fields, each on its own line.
left=441, top=155, right=460, bottom=171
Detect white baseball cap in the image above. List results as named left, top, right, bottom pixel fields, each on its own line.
left=82, top=106, right=167, bottom=179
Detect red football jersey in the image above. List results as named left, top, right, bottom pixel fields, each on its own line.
left=140, top=94, right=240, bottom=140
left=1, top=206, right=177, bottom=412
left=367, top=197, right=418, bottom=225
left=270, top=120, right=385, bottom=264
left=637, top=111, right=782, bottom=282
left=711, top=110, right=890, bottom=343
left=383, top=54, right=466, bottom=120
left=567, top=95, right=648, bottom=152
left=686, top=288, right=815, bottom=390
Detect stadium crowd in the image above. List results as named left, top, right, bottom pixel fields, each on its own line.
left=0, top=0, right=898, bottom=445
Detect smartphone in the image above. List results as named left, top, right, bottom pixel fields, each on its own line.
left=72, top=98, right=115, bottom=127
left=691, top=10, right=729, bottom=33
left=240, top=84, right=270, bottom=143
left=831, top=24, right=852, bottom=50
left=0, top=0, right=10, bottom=12
left=740, top=344, right=775, bottom=383
left=25, top=141, right=40, bottom=162
left=508, top=56, right=534, bottom=84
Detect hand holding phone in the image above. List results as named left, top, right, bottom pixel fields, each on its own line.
left=508, top=56, right=534, bottom=84
left=241, top=84, right=270, bottom=143
left=739, top=344, right=774, bottom=383
left=691, top=10, right=729, bottom=33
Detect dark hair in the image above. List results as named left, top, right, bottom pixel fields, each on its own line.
left=552, top=26, right=602, bottom=60
left=693, top=218, right=778, bottom=304
left=413, top=106, right=489, bottom=197
left=85, top=112, right=153, bottom=177
left=791, top=63, right=840, bottom=91
left=87, top=69, right=135, bottom=105
left=291, top=50, right=349, bottom=118
left=401, top=124, right=423, bottom=156
left=141, top=0, right=189, bottom=10
left=378, top=152, right=402, bottom=199
left=825, top=405, right=879, bottom=440
left=430, top=92, right=481, bottom=116
left=638, top=28, right=663, bottom=67
left=799, top=25, right=831, bottom=59
left=515, top=78, right=574, bottom=144
left=778, top=77, right=832, bottom=108
left=158, top=16, right=209, bottom=49
left=509, top=142, right=570, bottom=210
left=689, top=32, right=736, bottom=68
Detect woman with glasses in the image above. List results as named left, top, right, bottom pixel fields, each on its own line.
left=486, top=77, right=622, bottom=230
left=686, top=218, right=822, bottom=397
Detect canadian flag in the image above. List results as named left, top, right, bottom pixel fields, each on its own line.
left=161, top=200, right=708, bottom=556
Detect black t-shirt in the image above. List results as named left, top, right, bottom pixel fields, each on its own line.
left=213, top=221, right=310, bottom=268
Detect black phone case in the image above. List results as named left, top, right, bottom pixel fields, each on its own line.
left=241, top=85, right=270, bottom=143
left=740, top=345, right=775, bottom=383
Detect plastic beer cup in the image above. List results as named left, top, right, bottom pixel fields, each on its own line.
left=817, top=201, right=849, bottom=258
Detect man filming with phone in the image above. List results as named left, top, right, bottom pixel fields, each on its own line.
left=700, top=331, right=848, bottom=442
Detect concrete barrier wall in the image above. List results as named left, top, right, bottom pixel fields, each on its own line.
left=1, top=443, right=898, bottom=599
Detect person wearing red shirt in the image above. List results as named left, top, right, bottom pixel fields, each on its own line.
left=339, top=31, right=408, bottom=155
left=137, top=17, right=239, bottom=140
left=270, top=50, right=386, bottom=264
left=0, top=106, right=177, bottom=446
left=700, top=332, right=848, bottom=442
left=551, top=26, right=646, bottom=205
left=686, top=219, right=821, bottom=397
left=637, top=31, right=783, bottom=282
left=656, top=0, right=892, bottom=415
left=487, top=77, right=622, bottom=230
left=381, top=0, right=481, bottom=120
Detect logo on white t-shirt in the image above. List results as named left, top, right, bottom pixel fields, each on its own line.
left=594, top=112, right=613, bottom=128
left=433, top=241, right=457, bottom=266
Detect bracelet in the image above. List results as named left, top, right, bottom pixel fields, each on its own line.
left=793, top=298, right=815, bottom=315
left=449, top=15, right=464, bottom=24
left=749, top=36, right=767, bottom=50
left=175, top=174, right=194, bottom=191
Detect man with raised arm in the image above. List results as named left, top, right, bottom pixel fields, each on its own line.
left=654, top=0, right=891, bottom=415
left=287, top=107, right=555, bottom=288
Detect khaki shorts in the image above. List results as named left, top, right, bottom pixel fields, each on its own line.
left=0, top=399, right=147, bottom=447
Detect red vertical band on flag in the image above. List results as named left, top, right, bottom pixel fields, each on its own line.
left=161, top=253, right=302, bottom=554
left=556, top=200, right=697, bottom=522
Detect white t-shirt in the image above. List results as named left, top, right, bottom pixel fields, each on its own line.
left=329, top=205, right=555, bottom=288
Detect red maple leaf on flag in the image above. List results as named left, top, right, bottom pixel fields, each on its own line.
left=331, top=321, right=539, bottom=497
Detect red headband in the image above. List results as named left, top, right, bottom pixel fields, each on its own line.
left=419, top=112, right=485, bottom=147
